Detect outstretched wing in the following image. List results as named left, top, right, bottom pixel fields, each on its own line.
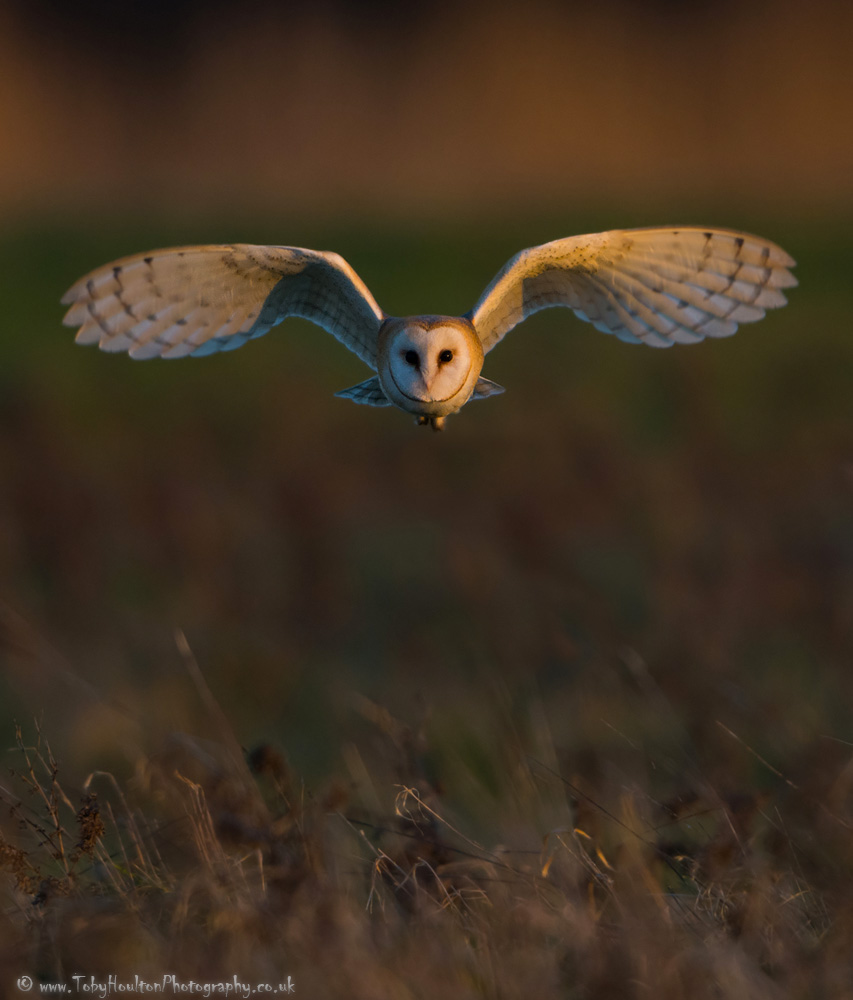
left=469, top=227, right=797, bottom=351
left=62, top=244, right=386, bottom=367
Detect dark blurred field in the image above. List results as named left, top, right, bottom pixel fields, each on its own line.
left=1, top=0, right=853, bottom=993
left=0, top=208, right=851, bottom=996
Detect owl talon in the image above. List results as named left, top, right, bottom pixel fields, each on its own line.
left=414, top=415, right=445, bottom=431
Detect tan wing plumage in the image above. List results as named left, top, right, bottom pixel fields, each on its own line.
left=61, top=244, right=386, bottom=367
left=469, top=227, right=797, bottom=351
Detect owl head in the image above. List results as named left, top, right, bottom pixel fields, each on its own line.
left=376, top=316, right=484, bottom=417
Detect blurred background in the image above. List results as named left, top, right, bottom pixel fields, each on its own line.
left=2, top=0, right=852, bottom=221
left=0, top=0, right=851, bottom=855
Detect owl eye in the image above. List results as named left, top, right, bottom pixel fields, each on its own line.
left=438, top=349, right=453, bottom=364
left=404, top=350, right=419, bottom=366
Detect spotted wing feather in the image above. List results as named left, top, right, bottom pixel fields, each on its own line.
left=469, top=227, right=797, bottom=351
left=62, top=244, right=386, bottom=367
left=334, top=376, right=392, bottom=407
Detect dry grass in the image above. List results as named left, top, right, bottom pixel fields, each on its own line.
left=0, top=688, right=849, bottom=998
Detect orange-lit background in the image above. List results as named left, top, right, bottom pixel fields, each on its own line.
left=1, top=0, right=851, bottom=223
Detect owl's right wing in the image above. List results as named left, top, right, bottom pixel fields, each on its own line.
left=62, top=244, right=386, bottom=367
left=469, top=227, right=797, bottom=352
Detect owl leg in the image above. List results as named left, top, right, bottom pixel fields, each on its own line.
left=415, top=416, right=430, bottom=426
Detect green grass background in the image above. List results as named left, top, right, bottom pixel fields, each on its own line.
left=2, top=211, right=850, bottom=770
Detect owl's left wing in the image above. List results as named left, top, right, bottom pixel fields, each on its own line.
left=469, top=227, right=797, bottom=352
left=62, top=244, right=385, bottom=367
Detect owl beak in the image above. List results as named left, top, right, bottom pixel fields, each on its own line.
left=419, top=358, right=439, bottom=400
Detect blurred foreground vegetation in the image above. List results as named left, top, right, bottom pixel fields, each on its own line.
left=0, top=210, right=851, bottom=996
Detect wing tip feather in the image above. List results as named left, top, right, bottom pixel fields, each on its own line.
left=74, top=325, right=101, bottom=346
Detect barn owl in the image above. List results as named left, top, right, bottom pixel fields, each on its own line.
left=62, top=227, right=796, bottom=431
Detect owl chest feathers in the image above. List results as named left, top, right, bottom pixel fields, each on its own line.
left=376, top=316, right=485, bottom=417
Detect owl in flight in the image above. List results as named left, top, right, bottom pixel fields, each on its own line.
left=62, top=227, right=796, bottom=430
